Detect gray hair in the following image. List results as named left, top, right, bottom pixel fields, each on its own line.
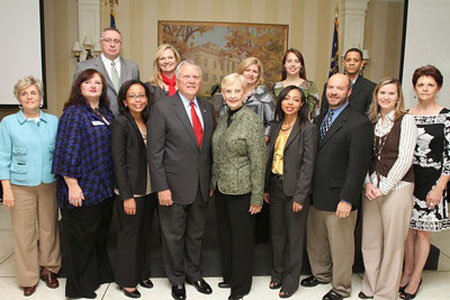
left=13, top=76, right=44, bottom=100
left=175, top=60, right=202, bottom=78
left=221, top=73, right=247, bottom=91
left=100, top=27, right=122, bottom=38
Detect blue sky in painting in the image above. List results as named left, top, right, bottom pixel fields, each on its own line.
left=192, top=26, right=228, bottom=47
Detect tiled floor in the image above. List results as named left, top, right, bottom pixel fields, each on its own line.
left=0, top=205, right=449, bottom=299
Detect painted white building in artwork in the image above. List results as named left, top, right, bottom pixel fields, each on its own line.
left=184, top=42, right=241, bottom=95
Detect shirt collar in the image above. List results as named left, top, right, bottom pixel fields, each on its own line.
left=378, top=110, right=395, bottom=121
left=179, top=92, right=198, bottom=109
left=350, top=74, right=360, bottom=87
left=328, top=101, right=349, bottom=115
left=17, top=109, right=47, bottom=125
left=101, top=53, right=120, bottom=66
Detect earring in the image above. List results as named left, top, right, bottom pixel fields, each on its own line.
left=39, top=102, right=43, bottom=108
left=18, top=104, right=23, bottom=109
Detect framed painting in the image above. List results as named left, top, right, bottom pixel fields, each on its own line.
left=158, top=20, right=289, bottom=97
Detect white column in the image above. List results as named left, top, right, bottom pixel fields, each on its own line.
left=77, top=0, right=101, bottom=59
left=341, top=0, right=370, bottom=54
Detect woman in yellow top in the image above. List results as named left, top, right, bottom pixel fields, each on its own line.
left=264, top=85, right=318, bottom=298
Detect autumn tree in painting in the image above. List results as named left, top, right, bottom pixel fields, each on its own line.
left=223, top=27, right=286, bottom=89
left=160, top=24, right=213, bottom=57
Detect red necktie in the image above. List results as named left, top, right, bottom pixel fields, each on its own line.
left=190, top=102, right=203, bottom=147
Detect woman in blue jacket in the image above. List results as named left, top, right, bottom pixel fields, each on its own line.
left=52, top=69, right=115, bottom=299
left=0, top=76, right=60, bottom=296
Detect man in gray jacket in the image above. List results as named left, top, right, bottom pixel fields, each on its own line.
left=148, top=60, right=216, bottom=300
left=73, top=27, right=139, bottom=115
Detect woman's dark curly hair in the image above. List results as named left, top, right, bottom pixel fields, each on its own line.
left=274, top=85, right=307, bottom=126
left=65, top=68, right=109, bottom=109
left=117, top=79, right=151, bottom=122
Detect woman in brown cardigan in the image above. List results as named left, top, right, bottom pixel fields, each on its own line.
left=359, top=78, right=417, bottom=300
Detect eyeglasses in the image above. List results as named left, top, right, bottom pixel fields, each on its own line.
left=127, top=94, right=147, bottom=100
left=100, top=38, right=122, bottom=44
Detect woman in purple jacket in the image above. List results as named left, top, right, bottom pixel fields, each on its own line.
left=52, top=69, right=115, bottom=299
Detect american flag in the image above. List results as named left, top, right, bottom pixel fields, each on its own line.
left=328, top=15, right=339, bottom=77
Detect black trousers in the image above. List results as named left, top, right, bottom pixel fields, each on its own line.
left=115, top=193, right=157, bottom=288
left=215, top=190, right=255, bottom=297
left=62, top=197, right=114, bottom=298
left=158, top=190, right=207, bottom=285
left=269, top=177, right=309, bottom=294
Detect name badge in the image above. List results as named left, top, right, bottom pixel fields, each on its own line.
left=92, top=120, right=105, bottom=126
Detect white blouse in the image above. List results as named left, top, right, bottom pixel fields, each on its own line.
left=366, top=111, right=418, bottom=195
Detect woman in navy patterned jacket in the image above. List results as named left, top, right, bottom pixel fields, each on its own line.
left=52, top=69, right=115, bottom=299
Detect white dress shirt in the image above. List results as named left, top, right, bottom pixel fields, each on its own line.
left=101, top=53, right=121, bottom=81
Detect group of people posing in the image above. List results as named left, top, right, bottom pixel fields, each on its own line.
left=0, top=27, right=449, bottom=300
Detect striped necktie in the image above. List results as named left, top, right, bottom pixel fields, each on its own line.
left=319, top=110, right=334, bottom=142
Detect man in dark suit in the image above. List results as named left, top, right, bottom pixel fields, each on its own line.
left=148, top=60, right=216, bottom=300
left=321, top=48, right=376, bottom=115
left=74, top=27, right=140, bottom=116
left=301, top=73, right=373, bottom=300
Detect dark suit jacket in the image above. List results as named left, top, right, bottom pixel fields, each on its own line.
left=148, top=92, right=216, bottom=205
left=111, top=112, right=148, bottom=200
left=145, top=82, right=169, bottom=105
left=312, top=104, right=373, bottom=211
left=74, top=55, right=140, bottom=116
left=321, top=76, right=376, bottom=115
left=265, top=119, right=318, bottom=205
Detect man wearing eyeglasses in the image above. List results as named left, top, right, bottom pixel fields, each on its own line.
left=74, top=27, right=140, bottom=116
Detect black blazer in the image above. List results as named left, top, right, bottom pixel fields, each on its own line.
left=312, top=104, right=373, bottom=211
left=111, top=112, right=148, bottom=200
left=148, top=92, right=216, bottom=205
left=321, top=76, right=376, bottom=115
left=265, top=118, right=318, bottom=205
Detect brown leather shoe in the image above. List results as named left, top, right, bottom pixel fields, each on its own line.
left=40, top=268, right=59, bottom=288
left=23, top=285, right=37, bottom=297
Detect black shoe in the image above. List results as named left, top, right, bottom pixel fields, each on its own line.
left=358, top=291, right=373, bottom=299
left=171, top=285, right=186, bottom=300
left=301, top=276, right=328, bottom=287
left=139, top=278, right=154, bottom=289
left=228, top=295, right=244, bottom=300
left=279, top=289, right=292, bottom=298
left=186, top=278, right=212, bottom=294
left=400, top=279, right=422, bottom=300
left=322, top=289, right=344, bottom=300
left=218, top=281, right=231, bottom=288
left=399, top=284, right=407, bottom=293
left=123, top=288, right=141, bottom=298
left=66, top=292, right=97, bottom=299
left=269, top=281, right=282, bottom=289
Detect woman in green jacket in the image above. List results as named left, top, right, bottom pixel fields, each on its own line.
left=211, top=73, right=266, bottom=300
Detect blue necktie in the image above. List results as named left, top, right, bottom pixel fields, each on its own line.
left=320, top=110, right=334, bottom=142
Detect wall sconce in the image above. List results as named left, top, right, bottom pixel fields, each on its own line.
left=72, top=35, right=101, bottom=62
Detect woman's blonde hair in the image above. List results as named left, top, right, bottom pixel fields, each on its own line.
left=367, top=77, right=406, bottom=123
left=221, top=73, right=247, bottom=91
left=149, top=44, right=181, bottom=86
left=13, top=76, right=44, bottom=100
left=237, top=57, right=264, bottom=85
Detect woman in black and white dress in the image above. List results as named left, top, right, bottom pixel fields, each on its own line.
left=400, top=65, right=450, bottom=300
